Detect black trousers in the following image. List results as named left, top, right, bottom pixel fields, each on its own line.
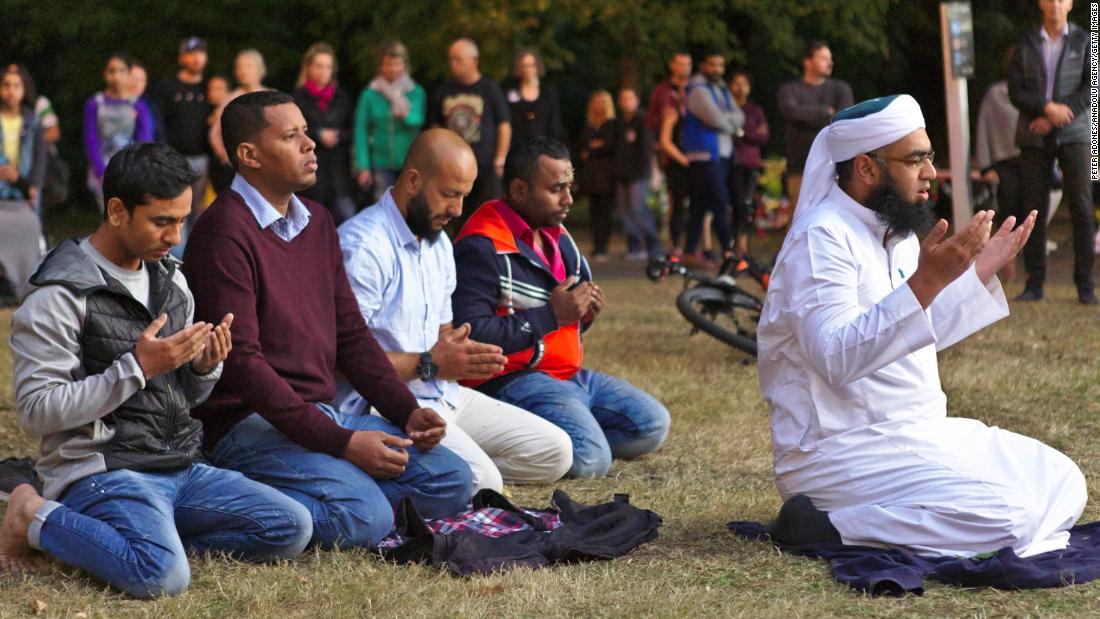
left=1019, top=142, right=1095, bottom=292
left=685, top=159, right=732, bottom=254
left=664, top=162, right=690, bottom=249
left=991, top=157, right=1023, bottom=227
left=588, top=192, right=615, bottom=255
left=729, top=165, right=761, bottom=238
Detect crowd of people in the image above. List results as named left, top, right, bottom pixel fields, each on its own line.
left=0, top=0, right=1097, bottom=598
left=2, top=34, right=861, bottom=286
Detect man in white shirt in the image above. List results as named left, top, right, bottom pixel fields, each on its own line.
left=758, top=94, right=1086, bottom=558
left=336, top=129, right=572, bottom=491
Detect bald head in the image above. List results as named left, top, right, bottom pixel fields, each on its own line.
left=448, top=38, right=480, bottom=84
left=403, top=128, right=476, bottom=179
left=392, top=129, right=477, bottom=237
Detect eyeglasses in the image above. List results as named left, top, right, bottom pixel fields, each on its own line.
left=870, top=150, right=935, bottom=169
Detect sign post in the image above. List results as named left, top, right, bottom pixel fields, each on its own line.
left=940, top=1, right=974, bottom=229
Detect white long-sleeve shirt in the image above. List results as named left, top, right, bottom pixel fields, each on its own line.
left=758, top=184, right=1009, bottom=466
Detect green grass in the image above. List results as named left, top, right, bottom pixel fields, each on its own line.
left=0, top=221, right=1099, bottom=617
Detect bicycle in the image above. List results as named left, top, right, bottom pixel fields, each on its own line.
left=645, top=255, right=769, bottom=357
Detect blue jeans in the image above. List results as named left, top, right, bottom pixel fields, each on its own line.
left=208, top=405, right=474, bottom=549
left=616, top=179, right=661, bottom=258
left=491, top=369, right=671, bottom=478
left=31, top=463, right=311, bottom=599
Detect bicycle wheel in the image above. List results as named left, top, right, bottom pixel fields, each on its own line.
left=675, top=284, right=762, bottom=355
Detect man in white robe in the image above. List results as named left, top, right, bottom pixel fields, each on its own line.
left=758, top=94, right=1086, bottom=558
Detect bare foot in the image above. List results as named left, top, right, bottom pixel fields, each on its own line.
left=0, top=484, right=49, bottom=573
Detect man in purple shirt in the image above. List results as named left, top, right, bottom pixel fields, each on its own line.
left=183, top=91, right=473, bottom=549
left=1008, top=0, right=1095, bottom=304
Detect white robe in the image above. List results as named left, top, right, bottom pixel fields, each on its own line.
left=758, top=183, right=1086, bottom=558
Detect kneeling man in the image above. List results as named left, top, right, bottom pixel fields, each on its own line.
left=0, top=143, right=311, bottom=596
left=453, top=136, right=670, bottom=478
left=337, top=129, right=572, bottom=490
left=183, top=92, right=473, bottom=549
left=758, top=94, right=1085, bottom=557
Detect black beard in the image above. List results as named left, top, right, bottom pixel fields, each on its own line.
left=864, top=179, right=934, bottom=237
left=406, top=190, right=442, bottom=242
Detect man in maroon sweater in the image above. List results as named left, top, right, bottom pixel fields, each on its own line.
left=183, top=91, right=473, bottom=548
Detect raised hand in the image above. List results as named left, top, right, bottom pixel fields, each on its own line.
left=192, top=313, right=234, bottom=375
left=405, top=407, right=446, bottom=451
left=550, top=276, right=594, bottom=326
left=133, top=314, right=212, bottom=379
left=975, top=210, right=1037, bottom=284
left=344, top=430, right=412, bottom=479
left=432, top=323, right=507, bottom=381
left=907, top=210, right=993, bottom=308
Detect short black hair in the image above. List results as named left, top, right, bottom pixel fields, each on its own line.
left=106, top=52, right=133, bottom=69
left=102, top=143, right=198, bottom=218
left=503, top=136, right=571, bottom=197
left=695, top=46, right=724, bottom=63
left=802, top=40, right=829, bottom=61
left=729, top=67, right=752, bottom=85
left=220, top=90, right=295, bottom=168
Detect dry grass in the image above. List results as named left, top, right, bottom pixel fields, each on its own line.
left=1, top=220, right=1099, bottom=618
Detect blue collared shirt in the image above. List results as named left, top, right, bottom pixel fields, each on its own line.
left=337, top=189, right=458, bottom=403
left=1039, top=23, right=1069, bottom=102
left=231, top=173, right=311, bottom=242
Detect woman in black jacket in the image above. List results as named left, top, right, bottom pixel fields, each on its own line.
left=504, top=48, right=563, bottom=142
left=578, top=90, right=616, bottom=259
left=292, top=42, right=356, bottom=225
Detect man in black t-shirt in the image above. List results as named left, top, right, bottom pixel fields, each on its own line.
left=431, top=38, right=511, bottom=223
left=155, top=36, right=211, bottom=257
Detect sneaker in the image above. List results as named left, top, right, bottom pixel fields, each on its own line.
left=590, top=253, right=611, bottom=263
left=625, top=251, right=649, bottom=262
left=1079, top=289, right=1098, bottom=306
left=0, top=457, right=42, bottom=502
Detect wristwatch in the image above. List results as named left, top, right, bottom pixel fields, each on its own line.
left=416, top=352, right=438, bottom=381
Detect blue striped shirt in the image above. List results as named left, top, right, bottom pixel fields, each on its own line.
left=230, top=174, right=311, bottom=242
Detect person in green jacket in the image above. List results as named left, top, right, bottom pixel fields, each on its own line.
left=354, top=41, right=426, bottom=203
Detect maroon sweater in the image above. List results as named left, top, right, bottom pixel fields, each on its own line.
left=182, top=190, right=418, bottom=456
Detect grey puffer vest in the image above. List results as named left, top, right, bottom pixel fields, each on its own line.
left=29, top=239, right=202, bottom=471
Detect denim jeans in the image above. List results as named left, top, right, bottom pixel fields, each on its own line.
left=208, top=405, right=474, bottom=549
left=615, top=178, right=661, bottom=258
left=491, top=369, right=671, bottom=478
left=31, top=463, right=311, bottom=599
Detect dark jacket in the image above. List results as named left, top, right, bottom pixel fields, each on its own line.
left=733, top=100, right=769, bottom=170
left=292, top=85, right=355, bottom=205
left=29, top=240, right=203, bottom=471
left=452, top=201, right=593, bottom=394
left=578, top=121, right=616, bottom=195
left=1009, top=23, right=1091, bottom=148
left=613, top=112, right=653, bottom=184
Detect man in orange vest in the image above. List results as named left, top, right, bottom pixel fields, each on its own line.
left=452, top=136, right=671, bottom=478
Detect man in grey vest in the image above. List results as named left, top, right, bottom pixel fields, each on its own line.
left=1009, top=0, right=1096, bottom=304
left=0, top=143, right=311, bottom=597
